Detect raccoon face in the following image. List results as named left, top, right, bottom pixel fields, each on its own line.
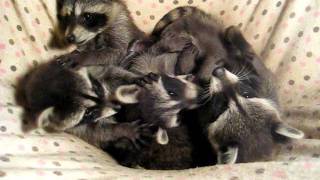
left=62, top=0, right=116, bottom=45
left=159, top=74, right=198, bottom=107
left=114, top=73, right=199, bottom=145
left=115, top=74, right=198, bottom=110
left=206, top=68, right=304, bottom=164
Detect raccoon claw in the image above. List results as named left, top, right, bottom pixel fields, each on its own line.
left=56, top=56, right=79, bottom=69
left=56, top=50, right=82, bottom=69
left=115, top=120, right=154, bottom=150
left=135, top=73, right=160, bottom=87
left=147, top=73, right=160, bottom=81
left=135, top=78, right=151, bottom=87
left=134, top=79, right=146, bottom=87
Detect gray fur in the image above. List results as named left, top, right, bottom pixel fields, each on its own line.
left=207, top=70, right=304, bottom=163
left=151, top=6, right=227, bottom=80
left=59, top=0, right=145, bottom=67
left=16, top=59, right=149, bottom=153
left=183, top=26, right=304, bottom=164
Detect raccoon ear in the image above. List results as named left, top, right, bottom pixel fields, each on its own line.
left=217, top=146, right=238, bottom=164
left=156, top=127, right=169, bottom=145
left=37, top=107, right=55, bottom=129
left=115, top=84, right=141, bottom=104
left=274, top=123, right=304, bottom=139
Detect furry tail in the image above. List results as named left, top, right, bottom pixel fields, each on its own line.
left=151, top=6, right=199, bottom=37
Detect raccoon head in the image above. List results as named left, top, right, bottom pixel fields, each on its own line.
left=61, top=0, right=123, bottom=46
left=115, top=74, right=199, bottom=120
left=20, top=65, right=117, bottom=133
left=114, top=73, right=199, bottom=145
left=207, top=68, right=304, bottom=164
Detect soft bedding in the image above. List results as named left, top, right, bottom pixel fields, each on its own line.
left=0, top=0, right=320, bottom=179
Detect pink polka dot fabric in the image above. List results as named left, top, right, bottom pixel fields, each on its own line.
left=0, top=0, right=320, bottom=179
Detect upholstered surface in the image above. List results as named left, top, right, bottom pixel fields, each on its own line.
left=0, top=0, right=320, bottom=179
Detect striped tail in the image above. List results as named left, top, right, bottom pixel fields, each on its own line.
left=151, top=6, right=198, bottom=37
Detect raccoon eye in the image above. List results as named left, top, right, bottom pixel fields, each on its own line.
left=82, top=13, right=107, bottom=29
left=84, top=13, right=93, bottom=21
left=168, top=91, right=177, bottom=97
left=242, top=91, right=250, bottom=98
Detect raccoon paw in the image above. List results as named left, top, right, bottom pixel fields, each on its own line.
left=224, top=26, right=241, bottom=44
left=175, top=44, right=199, bottom=75
left=102, top=137, right=140, bottom=168
left=56, top=56, right=79, bottom=69
left=56, top=51, right=81, bottom=69
left=135, top=73, right=160, bottom=87
left=164, top=33, right=193, bottom=53
left=114, top=120, right=155, bottom=149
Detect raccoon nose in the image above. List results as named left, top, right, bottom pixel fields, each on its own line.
left=66, top=34, right=75, bottom=43
left=212, top=67, right=225, bottom=78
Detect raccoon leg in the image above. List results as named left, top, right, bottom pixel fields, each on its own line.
left=152, top=34, right=193, bottom=55
left=68, top=119, right=154, bottom=148
left=207, top=120, right=239, bottom=164
left=98, top=120, right=155, bottom=167
left=103, top=137, right=140, bottom=167
left=224, top=26, right=255, bottom=59
left=175, top=42, right=199, bottom=75
left=56, top=52, right=80, bottom=68
left=98, top=65, right=140, bottom=84
left=119, top=39, right=154, bottom=68
left=57, top=47, right=125, bottom=69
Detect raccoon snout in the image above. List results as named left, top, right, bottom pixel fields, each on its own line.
left=66, top=34, right=76, bottom=43
left=212, top=67, right=225, bottom=78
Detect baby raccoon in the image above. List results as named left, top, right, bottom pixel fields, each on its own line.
left=16, top=59, right=152, bottom=152
left=53, top=0, right=145, bottom=68
left=192, top=27, right=304, bottom=164
left=205, top=67, right=304, bottom=164
left=109, top=73, right=215, bottom=169
left=17, top=60, right=100, bottom=132
left=151, top=6, right=227, bottom=81
left=117, top=36, right=202, bottom=145
left=114, top=73, right=198, bottom=145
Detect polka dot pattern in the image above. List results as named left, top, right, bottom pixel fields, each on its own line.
left=0, top=0, right=319, bottom=179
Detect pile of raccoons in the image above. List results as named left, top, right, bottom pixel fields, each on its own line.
left=16, top=0, right=304, bottom=170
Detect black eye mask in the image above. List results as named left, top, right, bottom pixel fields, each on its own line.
left=162, top=75, right=187, bottom=100
left=81, top=13, right=108, bottom=30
